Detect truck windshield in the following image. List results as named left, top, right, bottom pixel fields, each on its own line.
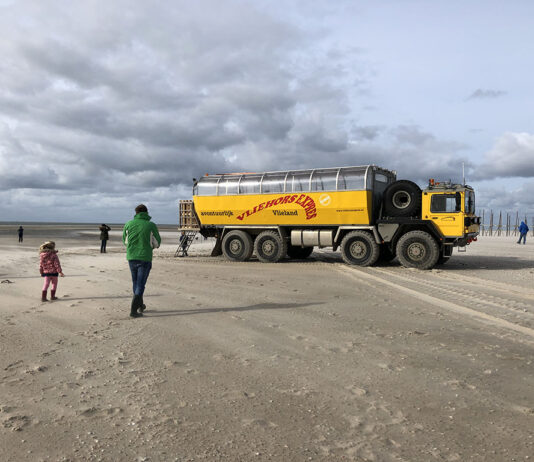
left=465, top=190, right=475, bottom=214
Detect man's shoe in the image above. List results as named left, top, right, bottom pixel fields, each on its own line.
left=139, top=295, right=146, bottom=313
left=130, top=294, right=143, bottom=317
left=130, top=312, right=142, bottom=318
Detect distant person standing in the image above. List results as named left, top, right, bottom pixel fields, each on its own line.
left=517, top=221, right=529, bottom=244
left=18, top=226, right=24, bottom=243
left=99, top=224, right=111, bottom=253
left=122, top=204, right=161, bottom=318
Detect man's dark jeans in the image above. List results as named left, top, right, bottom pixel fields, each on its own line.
left=128, top=260, right=152, bottom=296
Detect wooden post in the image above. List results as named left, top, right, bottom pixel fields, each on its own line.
left=514, top=211, right=519, bottom=236
left=481, top=209, right=485, bottom=236
left=489, top=210, right=493, bottom=236
left=497, top=211, right=502, bottom=236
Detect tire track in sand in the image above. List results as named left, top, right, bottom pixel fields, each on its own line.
left=339, top=266, right=534, bottom=342
left=373, top=267, right=534, bottom=316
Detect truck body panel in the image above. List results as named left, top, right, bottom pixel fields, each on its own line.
left=193, top=190, right=373, bottom=227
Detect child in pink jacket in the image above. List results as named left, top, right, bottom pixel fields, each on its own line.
left=39, top=241, right=65, bottom=301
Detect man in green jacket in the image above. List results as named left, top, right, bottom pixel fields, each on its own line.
left=123, top=204, right=161, bottom=318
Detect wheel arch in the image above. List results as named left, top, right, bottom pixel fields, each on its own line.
left=389, top=222, right=443, bottom=253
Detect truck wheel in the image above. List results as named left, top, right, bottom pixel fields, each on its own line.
left=383, top=180, right=422, bottom=217
left=287, top=245, right=314, bottom=259
left=396, top=231, right=439, bottom=269
left=254, top=230, right=287, bottom=263
left=222, top=230, right=253, bottom=262
left=340, top=231, right=379, bottom=266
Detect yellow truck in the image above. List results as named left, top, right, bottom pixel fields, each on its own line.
left=180, top=165, right=480, bottom=269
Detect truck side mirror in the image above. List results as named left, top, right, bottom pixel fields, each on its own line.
left=455, top=192, right=462, bottom=212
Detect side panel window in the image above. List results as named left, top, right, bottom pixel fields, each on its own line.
left=197, top=178, right=219, bottom=196
left=311, top=170, right=337, bottom=191
left=431, top=194, right=459, bottom=213
left=239, top=175, right=261, bottom=194
left=375, top=173, right=389, bottom=183
left=289, top=171, right=312, bottom=192
left=262, top=173, right=285, bottom=194
left=339, top=168, right=365, bottom=190
left=224, top=178, right=239, bottom=195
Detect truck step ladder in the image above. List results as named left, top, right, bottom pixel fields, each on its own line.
left=174, top=231, right=197, bottom=257
left=176, top=200, right=201, bottom=257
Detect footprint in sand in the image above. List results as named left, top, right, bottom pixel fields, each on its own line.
left=2, top=414, right=32, bottom=431
left=241, top=418, right=277, bottom=428
left=78, top=407, right=123, bottom=418
left=345, top=385, right=368, bottom=396
left=289, top=334, right=308, bottom=342
left=25, top=365, right=48, bottom=374
left=76, top=369, right=95, bottom=379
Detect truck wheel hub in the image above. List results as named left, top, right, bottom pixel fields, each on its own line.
left=392, top=191, right=411, bottom=209
left=261, top=241, right=275, bottom=255
left=407, top=242, right=425, bottom=260
left=229, top=240, right=242, bottom=253
left=350, top=241, right=366, bottom=258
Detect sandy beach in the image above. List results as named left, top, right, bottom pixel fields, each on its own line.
left=1, top=224, right=533, bottom=461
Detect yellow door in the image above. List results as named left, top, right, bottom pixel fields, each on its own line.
left=423, top=192, right=464, bottom=237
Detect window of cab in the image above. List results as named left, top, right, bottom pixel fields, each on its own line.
left=431, top=193, right=462, bottom=213
left=465, top=190, right=475, bottom=214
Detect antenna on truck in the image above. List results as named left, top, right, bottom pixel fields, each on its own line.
left=462, top=162, right=465, bottom=186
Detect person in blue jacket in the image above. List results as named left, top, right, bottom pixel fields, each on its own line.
left=517, top=221, right=529, bottom=244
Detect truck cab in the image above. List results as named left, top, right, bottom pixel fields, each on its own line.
left=422, top=180, right=480, bottom=243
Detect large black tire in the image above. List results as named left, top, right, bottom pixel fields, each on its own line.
left=287, top=245, right=314, bottom=259
left=254, top=230, right=287, bottom=263
left=383, top=180, right=422, bottom=217
left=222, top=230, right=253, bottom=262
left=340, top=231, right=380, bottom=266
left=396, top=231, right=439, bottom=269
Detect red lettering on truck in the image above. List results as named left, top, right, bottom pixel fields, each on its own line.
left=234, top=194, right=317, bottom=221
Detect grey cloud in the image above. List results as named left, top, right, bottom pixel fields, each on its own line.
left=1, top=0, right=508, bottom=223
left=351, top=125, right=384, bottom=141
left=1, top=0, right=368, bottom=214
left=475, top=132, right=534, bottom=180
left=476, top=181, right=534, bottom=215
left=384, top=125, right=471, bottom=184
left=466, top=89, right=506, bottom=100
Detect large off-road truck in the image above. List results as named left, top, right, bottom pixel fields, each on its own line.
left=179, top=165, right=480, bottom=269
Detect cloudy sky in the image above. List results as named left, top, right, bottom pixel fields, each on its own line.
left=1, top=0, right=533, bottom=223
